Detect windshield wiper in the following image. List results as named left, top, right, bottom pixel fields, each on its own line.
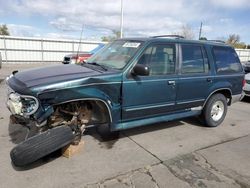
left=86, top=62, right=108, bottom=71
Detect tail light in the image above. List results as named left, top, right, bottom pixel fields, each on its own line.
left=243, top=79, right=246, bottom=87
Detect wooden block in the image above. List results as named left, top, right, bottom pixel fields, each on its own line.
left=62, top=140, right=84, bottom=158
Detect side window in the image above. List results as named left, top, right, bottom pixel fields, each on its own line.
left=181, top=45, right=208, bottom=74
left=213, top=47, right=243, bottom=74
left=137, top=44, right=176, bottom=75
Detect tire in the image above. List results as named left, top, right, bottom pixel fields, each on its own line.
left=96, top=124, right=119, bottom=141
left=202, top=93, right=228, bottom=127
left=10, top=126, right=74, bottom=167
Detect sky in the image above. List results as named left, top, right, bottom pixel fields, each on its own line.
left=0, top=0, right=250, bottom=43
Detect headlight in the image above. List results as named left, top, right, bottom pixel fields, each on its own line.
left=21, top=97, right=39, bottom=115
left=7, top=92, right=39, bottom=116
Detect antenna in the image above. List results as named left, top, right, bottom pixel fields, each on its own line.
left=76, top=25, right=84, bottom=59
left=198, top=22, right=203, bottom=40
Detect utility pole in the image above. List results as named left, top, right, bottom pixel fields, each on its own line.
left=198, top=22, right=203, bottom=40
left=120, top=0, right=124, bottom=38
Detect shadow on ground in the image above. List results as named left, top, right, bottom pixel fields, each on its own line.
left=8, top=114, right=201, bottom=170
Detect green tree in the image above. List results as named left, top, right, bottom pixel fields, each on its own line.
left=0, top=24, right=10, bottom=35
left=199, top=37, right=207, bottom=40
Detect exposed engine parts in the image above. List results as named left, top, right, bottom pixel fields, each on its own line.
left=49, top=101, right=92, bottom=144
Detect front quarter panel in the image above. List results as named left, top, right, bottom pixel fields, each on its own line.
left=34, top=75, right=122, bottom=126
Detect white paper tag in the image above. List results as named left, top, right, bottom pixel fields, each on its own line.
left=123, top=42, right=141, bottom=48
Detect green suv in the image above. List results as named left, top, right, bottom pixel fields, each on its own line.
left=6, top=36, right=244, bottom=166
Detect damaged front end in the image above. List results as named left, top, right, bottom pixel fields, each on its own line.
left=7, top=90, right=93, bottom=166
left=6, top=83, right=105, bottom=167
left=5, top=62, right=121, bottom=167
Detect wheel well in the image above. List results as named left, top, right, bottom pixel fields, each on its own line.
left=88, top=100, right=111, bottom=124
left=207, top=89, right=232, bottom=106
left=51, top=99, right=112, bottom=125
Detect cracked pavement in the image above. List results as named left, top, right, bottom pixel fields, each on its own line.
left=0, top=64, right=250, bottom=188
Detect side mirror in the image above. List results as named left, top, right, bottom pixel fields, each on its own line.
left=132, top=64, right=150, bottom=76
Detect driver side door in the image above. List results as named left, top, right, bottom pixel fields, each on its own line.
left=122, top=43, right=178, bottom=121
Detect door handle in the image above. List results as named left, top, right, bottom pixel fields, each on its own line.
left=207, top=78, right=212, bottom=83
left=168, top=80, right=176, bottom=85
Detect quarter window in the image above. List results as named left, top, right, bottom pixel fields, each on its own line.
left=137, top=44, right=176, bottom=75
left=213, top=47, right=242, bottom=74
left=181, top=45, right=208, bottom=74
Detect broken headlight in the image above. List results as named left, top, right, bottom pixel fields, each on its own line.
left=7, top=93, right=39, bottom=116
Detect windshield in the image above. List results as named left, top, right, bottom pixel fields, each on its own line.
left=86, top=40, right=143, bottom=69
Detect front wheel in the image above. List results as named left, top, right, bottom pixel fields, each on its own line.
left=202, top=94, right=228, bottom=127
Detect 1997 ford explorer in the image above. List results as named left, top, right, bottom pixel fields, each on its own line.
left=6, top=36, right=245, bottom=166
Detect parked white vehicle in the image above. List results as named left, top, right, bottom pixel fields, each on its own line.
left=243, top=73, right=250, bottom=97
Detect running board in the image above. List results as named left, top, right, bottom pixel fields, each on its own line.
left=10, top=126, right=74, bottom=167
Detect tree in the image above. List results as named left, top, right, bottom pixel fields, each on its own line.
left=174, top=24, right=195, bottom=40
left=226, top=34, right=247, bottom=49
left=0, top=24, right=10, bottom=35
left=199, top=37, right=207, bottom=40
left=101, top=30, right=121, bottom=42
left=227, top=34, right=240, bottom=45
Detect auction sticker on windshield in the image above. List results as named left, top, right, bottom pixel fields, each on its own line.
left=123, top=42, right=141, bottom=48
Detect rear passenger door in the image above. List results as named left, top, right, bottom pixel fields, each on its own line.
left=176, top=44, right=211, bottom=110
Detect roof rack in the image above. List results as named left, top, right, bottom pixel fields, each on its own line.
left=151, top=35, right=184, bottom=39
left=207, top=40, right=225, bottom=43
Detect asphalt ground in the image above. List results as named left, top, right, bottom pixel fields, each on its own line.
left=0, top=64, right=250, bottom=188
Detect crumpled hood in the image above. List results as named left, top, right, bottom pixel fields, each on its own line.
left=7, top=64, right=101, bottom=94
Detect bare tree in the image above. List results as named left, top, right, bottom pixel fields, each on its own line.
left=0, top=24, right=10, bottom=35
left=174, top=24, right=195, bottom=39
left=227, top=34, right=240, bottom=45
left=101, top=30, right=121, bottom=42
left=225, top=34, right=248, bottom=49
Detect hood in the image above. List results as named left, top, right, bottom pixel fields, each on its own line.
left=7, top=64, right=102, bottom=94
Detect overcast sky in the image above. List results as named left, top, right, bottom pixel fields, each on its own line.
left=0, top=0, right=250, bottom=43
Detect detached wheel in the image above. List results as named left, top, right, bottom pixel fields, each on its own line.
left=202, top=94, right=227, bottom=127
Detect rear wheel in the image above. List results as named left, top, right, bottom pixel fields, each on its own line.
left=202, top=93, right=228, bottom=127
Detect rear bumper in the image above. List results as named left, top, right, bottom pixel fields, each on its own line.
left=243, top=82, right=250, bottom=97
left=243, top=90, right=250, bottom=97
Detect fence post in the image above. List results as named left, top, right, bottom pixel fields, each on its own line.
left=3, top=35, right=8, bottom=63
left=41, top=38, right=44, bottom=63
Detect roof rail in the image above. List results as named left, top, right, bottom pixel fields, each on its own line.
left=207, top=40, right=225, bottom=43
left=151, top=35, right=184, bottom=39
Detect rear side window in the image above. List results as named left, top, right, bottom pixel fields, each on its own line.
left=181, top=45, right=209, bottom=74
left=213, top=47, right=242, bottom=74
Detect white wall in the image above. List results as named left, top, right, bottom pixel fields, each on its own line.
left=235, top=49, right=250, bottom=62
left=0, top=36, right=104, bottom=64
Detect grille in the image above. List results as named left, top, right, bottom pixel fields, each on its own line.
left=244, top=90, right=250, bottom=95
